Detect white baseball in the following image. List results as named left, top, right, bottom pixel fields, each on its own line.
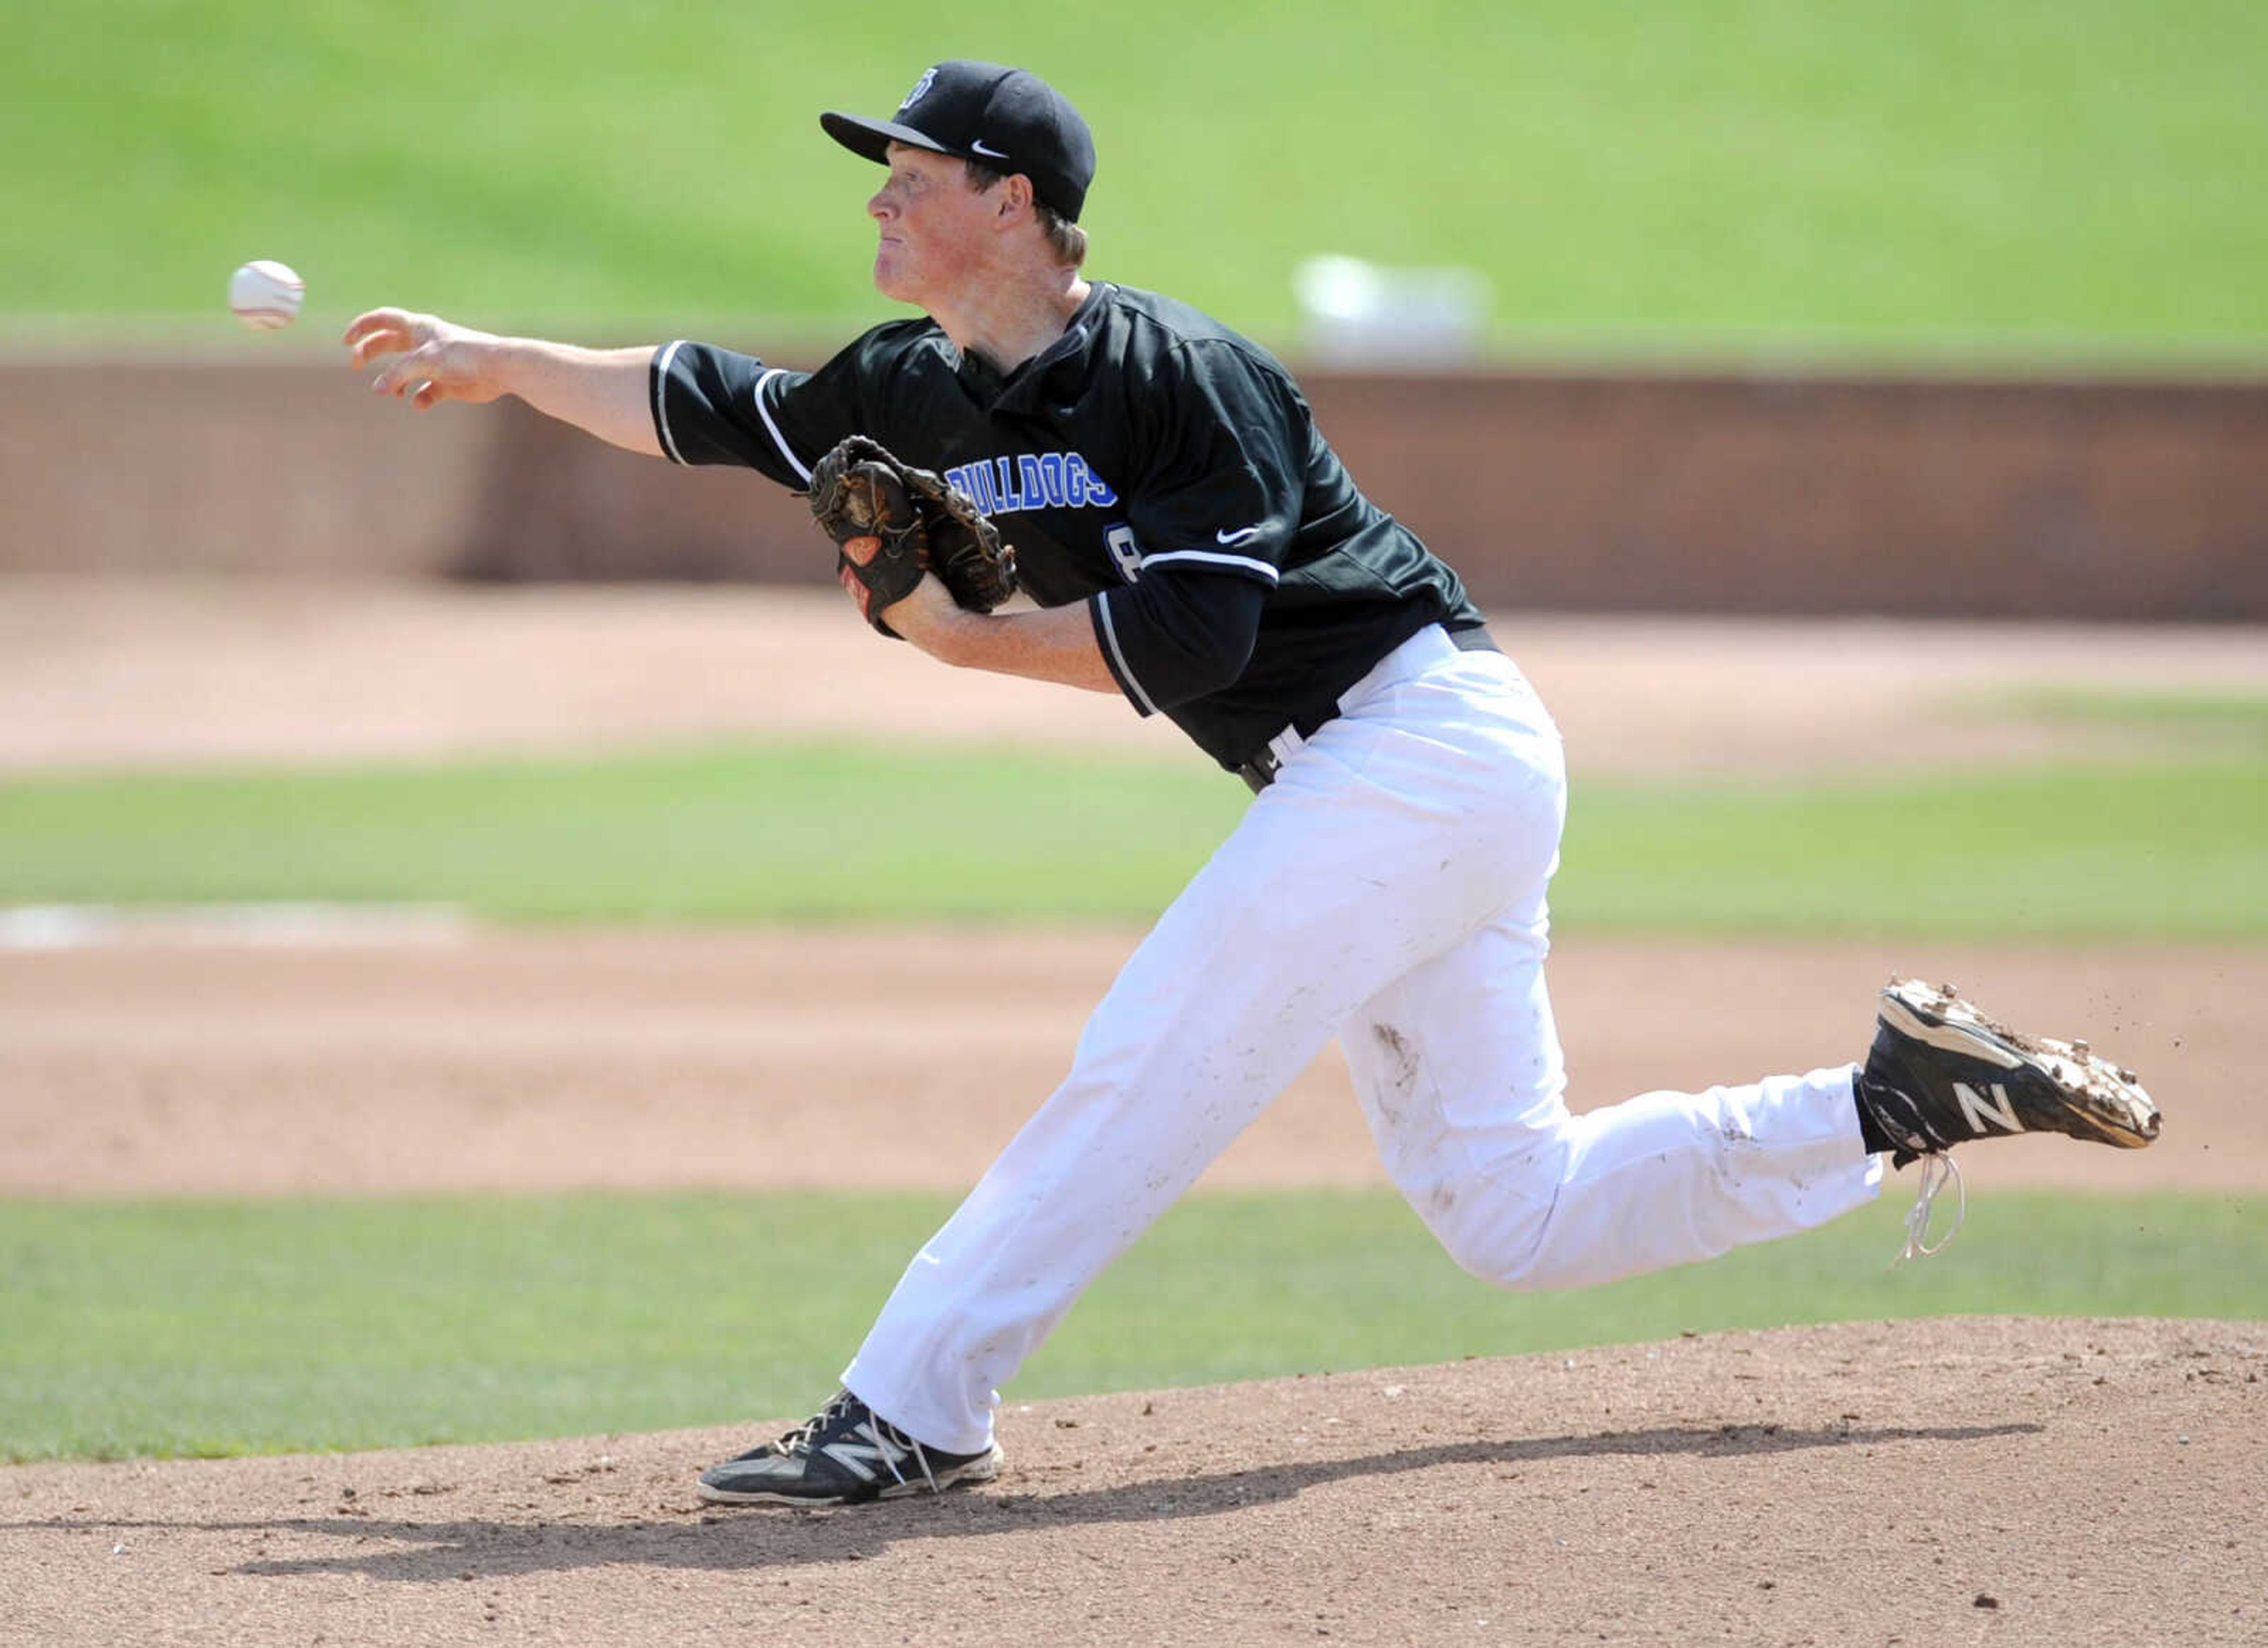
left=228, top=260, right=305, bottom=330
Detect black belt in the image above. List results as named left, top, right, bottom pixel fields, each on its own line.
left=1237, top=624, right=1501, bottom=793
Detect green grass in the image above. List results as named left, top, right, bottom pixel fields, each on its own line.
left=1557, top=759, right=2268, bottom=937
left=1, top=745, right=2262, bottom=936
left=0, top=743, right=1244, bottom=923
left=6, top=1, right=2265, bottom=355
left=1, top=1188, right=2256, bottom=1463
left=1991, top=687, right=2268, bottom=752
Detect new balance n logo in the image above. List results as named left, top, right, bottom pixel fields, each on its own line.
left=819, top=1439, right=899, bottom=1483
left=1954, top=1082, right=2022, bottom=1135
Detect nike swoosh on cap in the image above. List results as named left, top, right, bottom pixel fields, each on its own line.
left=970, top=139, right=1010, bottom=159
left=1216, top=526, right=1263, bottom=546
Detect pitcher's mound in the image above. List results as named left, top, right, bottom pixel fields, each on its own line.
left=8, top=1316, right=2261, bottom=1646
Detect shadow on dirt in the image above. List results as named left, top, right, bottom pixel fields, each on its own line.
left=17, top=1419, right=2042, bottom=1584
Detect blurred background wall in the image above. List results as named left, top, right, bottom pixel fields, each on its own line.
left=4, top=355, right=2262, bottom=619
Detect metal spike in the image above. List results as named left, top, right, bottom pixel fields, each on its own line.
left=2072, top=1039, right=2090, bottom=1056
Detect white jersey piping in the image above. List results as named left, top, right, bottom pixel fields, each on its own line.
left=1093, top=591, right=1158, bottom=715
left=651, top=341, right=688, bottom=465
left=753, top=367, right=812, bottom=484
left=1140, top=549, right=1280, bottom=583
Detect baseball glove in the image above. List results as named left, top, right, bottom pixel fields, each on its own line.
left=808, top=435, right=1018, bottom=635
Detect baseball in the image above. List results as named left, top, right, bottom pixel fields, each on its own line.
left=228, top=260, right=304, bottom=330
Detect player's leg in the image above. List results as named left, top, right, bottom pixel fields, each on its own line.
left=1342, top=861, right=2160, bottom=1288
left=701, top=829, right=1393, bottom=1502
left=1341, top=898, right=1882, bottom=1293
left=795, top=632, right=1567, bottom=1476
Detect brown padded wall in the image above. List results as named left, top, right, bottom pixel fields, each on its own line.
left=3, top=356, right=2261, bottom=618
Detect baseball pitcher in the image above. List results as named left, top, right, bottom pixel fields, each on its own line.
left=348, top=60, right=2161, bottom=1507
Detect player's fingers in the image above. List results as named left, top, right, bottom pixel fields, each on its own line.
left=341, top=308, right=407, bottom=342
left=347, top=328, right=417, bottom=368
left=353, top=330, right=427, bottom=374
left=342, top=309, right=421, bottom=361
left=348, top=332, right=403, bottom=370
left=842, top=534, right=883, bottom=566
left=370, top=348, right=436, bottom=399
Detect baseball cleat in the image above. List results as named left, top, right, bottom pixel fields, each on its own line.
left=696, top=1391, right=1003, bottom=1507
left=1856, top=977, right=2161, bottom=1170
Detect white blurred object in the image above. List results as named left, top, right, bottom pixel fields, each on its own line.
left=0, top=903, right=471, bottom=951
left=1293, top=254, right=1488, bottom=366
left=228, top=259, right=304, bottom=329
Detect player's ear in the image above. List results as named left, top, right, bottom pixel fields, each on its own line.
left=997, top=174, right=1034, bottom=223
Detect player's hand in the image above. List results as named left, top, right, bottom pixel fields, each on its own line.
left=344, top=309, right=510, bottom=410
left=838, top=536, right=957, bottom=639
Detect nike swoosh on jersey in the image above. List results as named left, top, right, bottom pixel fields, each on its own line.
left=970, top=139, right=1010, bottom=159
left=1216, top=526, right=1263, bottom=547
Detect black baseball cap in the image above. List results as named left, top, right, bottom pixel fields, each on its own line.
left=822, top=60, right=1097, bottom=223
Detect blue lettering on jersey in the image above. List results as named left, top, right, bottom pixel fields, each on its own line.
left=963, top=461, right=998, bottom=513
left=943, top=452, right=1118, bottom=515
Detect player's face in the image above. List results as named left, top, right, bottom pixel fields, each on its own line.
left=869, top=143, right=996, bottom=305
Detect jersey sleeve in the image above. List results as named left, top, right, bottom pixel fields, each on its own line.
left=647, top=340, right=865, bottom=490
left=1089, top=569, right=1267, bottom=716
left=1119, top=341, right=1307, bottom=589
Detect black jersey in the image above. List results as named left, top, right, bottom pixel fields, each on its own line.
left=650, top=281, right=1482, bottom=773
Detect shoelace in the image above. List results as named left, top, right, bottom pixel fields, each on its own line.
left=1892, top=1150, right=1966, bottom=1265
left=773, top=1393, right=943, bottom=1493
left=856, top=1413, right=942, bottom=1493
left=769, top=1391, right=860, bottom=1457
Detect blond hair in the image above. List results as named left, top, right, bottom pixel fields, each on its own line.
left=962, top=159, right=1089, bottom=270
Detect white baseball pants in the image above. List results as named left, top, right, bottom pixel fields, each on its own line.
left=843, top=624, right=1884, bottom=1455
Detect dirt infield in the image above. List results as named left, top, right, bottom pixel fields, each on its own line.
left=4, top=930, right=2262, bottom=1200
left=4, top=581, right=2263, bottom=1645
left=6, top=1318, right=2263, bottom=1646
left=7, top=577, right=2268, bottom=778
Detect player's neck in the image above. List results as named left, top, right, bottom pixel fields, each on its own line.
left=932, top=273, right=1091, bottom=378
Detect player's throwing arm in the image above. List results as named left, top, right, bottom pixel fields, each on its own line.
left=345, top=308, right=664, bottom=458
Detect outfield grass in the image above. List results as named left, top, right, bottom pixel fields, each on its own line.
left=2, top=745, right=2262, bottom=936
left=1995, top=687, right=2268, bottom=751
left=1, top=1187, right=2257, bottom=1463
left=9, top=1, right=2265, bottom=354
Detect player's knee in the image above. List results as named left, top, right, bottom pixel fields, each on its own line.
left=1415, top=1173, right=1557, bottom=1290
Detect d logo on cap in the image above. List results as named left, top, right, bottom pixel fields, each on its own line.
left=898, top=67, right=938, bottom=114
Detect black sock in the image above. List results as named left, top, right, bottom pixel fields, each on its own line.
left=1851, top=1069, right=1901, bottom=1158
